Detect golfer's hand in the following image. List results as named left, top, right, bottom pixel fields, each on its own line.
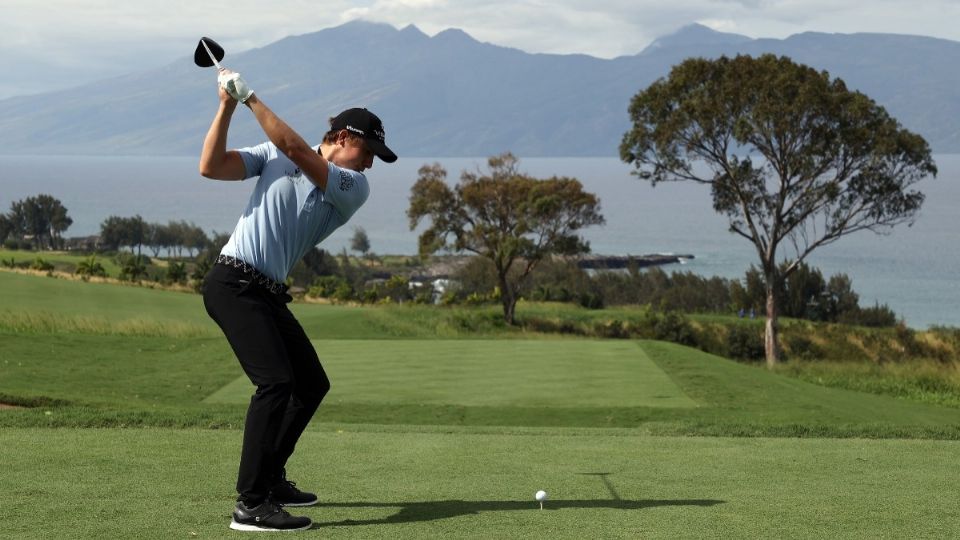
left=218, top=69, right=255, bottom=103
left=217, top=83, right=237, bottom=106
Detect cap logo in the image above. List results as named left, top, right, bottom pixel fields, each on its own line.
left=345, top=125, right=365, bottom=136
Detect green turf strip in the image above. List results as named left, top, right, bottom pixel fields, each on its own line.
left=204, top=340, right=697, bottom=409
left=3, top=427, right=959, bottom=539
left=5, top=332, right=960, bottom=436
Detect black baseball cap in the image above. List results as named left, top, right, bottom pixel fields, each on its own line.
left=331, top=108, right=397, bottom=163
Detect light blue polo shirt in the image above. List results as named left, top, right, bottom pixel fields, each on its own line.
left=220, top=141, right=369, bottom=282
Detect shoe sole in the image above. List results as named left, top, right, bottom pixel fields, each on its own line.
left=276, top=498, right=318, bottom=507
left=229, top=519, right=312, bottom=532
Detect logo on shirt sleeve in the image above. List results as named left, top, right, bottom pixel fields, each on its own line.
left=339, top=170, right=355, bottom=191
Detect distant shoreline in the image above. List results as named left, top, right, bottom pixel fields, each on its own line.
left=577, top=254, right=695, bottom=269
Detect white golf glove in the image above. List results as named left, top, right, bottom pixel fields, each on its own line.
left=218, top=71, right=255, bottom=103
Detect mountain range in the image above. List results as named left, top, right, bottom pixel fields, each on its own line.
left=1, top=21, right=958, bottom=157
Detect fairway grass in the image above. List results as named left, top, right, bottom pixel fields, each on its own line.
left=3, top=427, right=959, bottom=539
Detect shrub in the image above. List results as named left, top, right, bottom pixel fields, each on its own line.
left=929, top=326, right=960, bottom=353
left=786, top=334, right=823, bottom=361
left=453, top=257, right=497, bottom=299
left=360, top=287, right=379, bottom=304
left=578, top=291, right=604, bottom=310
left=380, top=275, right=412, bottom=303
left=115, top=253, right=148, bottom=282
left=190, top=258, right=213, bottom=291
left=332, top=282, right=355, bottom=303
left=529, top=285, right=574, bottom=303
left=75, top=255, right=107, bottom=280
left=309, top=275, right=349, bottom=298
left=412, top=290, right=435, bottom=305
left=527, top=259, right=590, bottom=302
left=30, top=257, right=54, bottom=272
left=594, top=319, right=629, bottom=339
left=446, top=310, right=509, bottom=333
left=894, top=323, right=927, bottom=358
left=464, top=289, right=499, bottom=306
left=726, top=324, right=765, bottom=361
left=839, top=302, right=898, bottom=328
left=522, top=317, right=582, bottom=336
left=439, top=290, right=460, bottom=306
left=165, top=261, right=188, bottom=285
left=653, top=311, right=695, bottom=346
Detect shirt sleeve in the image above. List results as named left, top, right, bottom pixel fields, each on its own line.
left=234, top=142, right=274, bottom=179
left=323, top=163, right=370, bottom=220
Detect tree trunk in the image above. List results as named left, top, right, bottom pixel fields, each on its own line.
left=764, top=283, right=781, bottom=367
left=498, top=273, right=517, bottom=325
left=502, top=295, right=516, bottom=326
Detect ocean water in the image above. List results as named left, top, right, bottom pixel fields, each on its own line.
left=1, top=154, right=957, bottom=329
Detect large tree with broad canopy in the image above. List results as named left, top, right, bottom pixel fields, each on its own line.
left=620, top=54, right=936, bottom=366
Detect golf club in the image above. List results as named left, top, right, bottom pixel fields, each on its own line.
left=194, top=37, right=225, bottom=69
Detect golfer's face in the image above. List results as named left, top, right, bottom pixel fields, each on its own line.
left=341, top=139, right=375, bottom=172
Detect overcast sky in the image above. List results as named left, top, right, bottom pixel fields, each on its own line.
left=1, top=0, right=956, bottom=99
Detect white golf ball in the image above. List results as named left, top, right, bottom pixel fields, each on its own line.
left=535, top=490, right=548, bottom=502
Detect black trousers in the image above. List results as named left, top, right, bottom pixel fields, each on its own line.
left=202, top=263, right=330, bottom=504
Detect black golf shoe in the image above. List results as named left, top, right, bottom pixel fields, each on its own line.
left=270, top=471, right=318, bottom=507
left=229, top=500, right=312, bottom=532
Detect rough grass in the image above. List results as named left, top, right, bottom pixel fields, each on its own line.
left=0, top=310, right=214, bottom=338
left=775, top=359, right=960, bottom=408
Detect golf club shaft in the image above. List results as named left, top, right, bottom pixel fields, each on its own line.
left=201, top=39, right=222, bottom=70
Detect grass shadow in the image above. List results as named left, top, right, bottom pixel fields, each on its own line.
left=310, top=498, right=725, bottom=528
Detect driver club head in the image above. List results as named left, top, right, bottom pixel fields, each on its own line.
left=194, top=37, right=225, bottom=68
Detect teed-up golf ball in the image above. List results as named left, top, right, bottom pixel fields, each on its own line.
left=535, top=490, right=548, bottom=502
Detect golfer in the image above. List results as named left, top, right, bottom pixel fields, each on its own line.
left=199, top=69, right=396, bottom=532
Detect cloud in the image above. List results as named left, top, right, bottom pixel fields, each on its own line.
left=334, top=0, right=661, bottom=57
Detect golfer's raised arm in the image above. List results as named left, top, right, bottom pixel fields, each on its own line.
left=244, top=95, right=330, bottom=191
left=199, top=86, right=246, bottom=181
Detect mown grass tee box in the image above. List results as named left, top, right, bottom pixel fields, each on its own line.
left=204, top=340, right=698, bottom=409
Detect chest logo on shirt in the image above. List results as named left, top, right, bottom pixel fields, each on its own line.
left=339, top=170, right=354, bottom=191
left=303, top=191, right=317, bottom=213
left=286, top=167, right=302, bottom=179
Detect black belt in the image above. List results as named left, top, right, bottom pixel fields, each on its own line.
left=215, top=254, right=289, bottom=295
